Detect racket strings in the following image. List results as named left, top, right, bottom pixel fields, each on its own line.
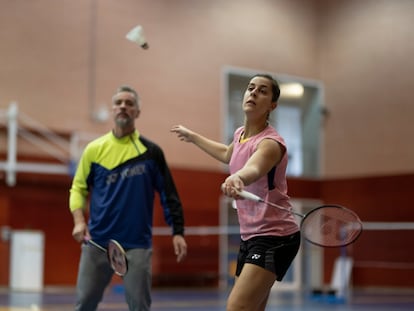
left=302, top=206, right=362, bottom=247
left=108, top=241, right=127, bottom=276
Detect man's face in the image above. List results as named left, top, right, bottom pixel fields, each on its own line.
left=112, top=91, right=140, bottom=128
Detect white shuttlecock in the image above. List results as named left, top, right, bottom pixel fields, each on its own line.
left=126, top=25, right=149, bottom=49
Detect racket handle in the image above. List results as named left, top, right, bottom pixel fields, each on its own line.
left=238, top=190, right=262, bottom=202
left=220, top=184, right=262, bottom=202
left=85, top=238, right=106, bottom=252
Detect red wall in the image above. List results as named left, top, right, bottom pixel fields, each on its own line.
left=320, top=175, right=414, bottom=287
left=1, top=170, right=413, bottom=288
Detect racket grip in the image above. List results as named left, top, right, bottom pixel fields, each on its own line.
left=85, top=238, right=106, bottom=252
left=238, top=190, right=262, bottom=202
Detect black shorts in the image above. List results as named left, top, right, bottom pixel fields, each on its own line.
left=235, top=232, right=301, bottom=281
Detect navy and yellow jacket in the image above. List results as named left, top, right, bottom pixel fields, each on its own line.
left=69, top=130, right=185, bottom=249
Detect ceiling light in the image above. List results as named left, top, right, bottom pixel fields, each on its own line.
left=280, top=83, right=304, bottom=98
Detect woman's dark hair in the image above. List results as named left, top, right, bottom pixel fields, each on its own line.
left=252, top=74, right=280, bottom=103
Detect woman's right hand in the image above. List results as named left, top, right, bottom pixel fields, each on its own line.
left=221, top=174, right=245, bottom=199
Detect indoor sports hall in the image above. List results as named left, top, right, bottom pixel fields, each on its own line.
left=1, top=0, right=413, bottom=310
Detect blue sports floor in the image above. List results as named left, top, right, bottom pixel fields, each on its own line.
left=1, top=286, right=414, bottom=311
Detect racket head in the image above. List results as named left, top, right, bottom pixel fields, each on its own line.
left=301, top=204, right=363, bottom=247
left=107, top=239, right=128, bottom=276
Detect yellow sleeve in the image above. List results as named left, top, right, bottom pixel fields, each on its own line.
left=69, top=145, right=93, bottom=212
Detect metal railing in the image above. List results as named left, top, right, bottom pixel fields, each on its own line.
left=0, top=102, right=98, bottom=186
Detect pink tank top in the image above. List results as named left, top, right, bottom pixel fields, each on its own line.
left=229, top=126, right=299, bottom=240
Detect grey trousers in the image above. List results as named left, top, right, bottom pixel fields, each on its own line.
left=75, top=243, right=152, bottom=311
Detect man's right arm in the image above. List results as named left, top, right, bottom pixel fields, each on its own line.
left=69, top=146, right=93, bottom=242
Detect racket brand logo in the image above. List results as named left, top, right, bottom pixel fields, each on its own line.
left=106, top=164, right=146, bottom=185
left=320, top=215, right=343, bottom=235
left=251, top=254, right=261, bottom=260
left=320, top=215, right=355, bottom=241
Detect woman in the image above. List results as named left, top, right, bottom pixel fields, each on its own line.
left=171, top=74, right=300, bottom=311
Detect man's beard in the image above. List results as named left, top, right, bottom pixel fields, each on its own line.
left=115, top=117, right=133, bottom=128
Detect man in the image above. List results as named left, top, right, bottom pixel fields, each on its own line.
left=70, top=85, right=187, bottom=311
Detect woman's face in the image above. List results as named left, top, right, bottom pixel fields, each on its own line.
left=242, top=76, right=276, bottom=118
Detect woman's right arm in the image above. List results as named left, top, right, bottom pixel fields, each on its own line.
left=171, top=124, right=233, bottom=164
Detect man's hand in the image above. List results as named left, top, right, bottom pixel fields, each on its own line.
left=71, top=209, right=89, bottom=242
left=172, top=235, right=187, bottom=263
left=72, top=222, right=89, bottom=243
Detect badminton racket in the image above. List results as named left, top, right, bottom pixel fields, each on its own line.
left=238, top=190, right=363, bottom=247
left=85, top=238, right=128, bottom=276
